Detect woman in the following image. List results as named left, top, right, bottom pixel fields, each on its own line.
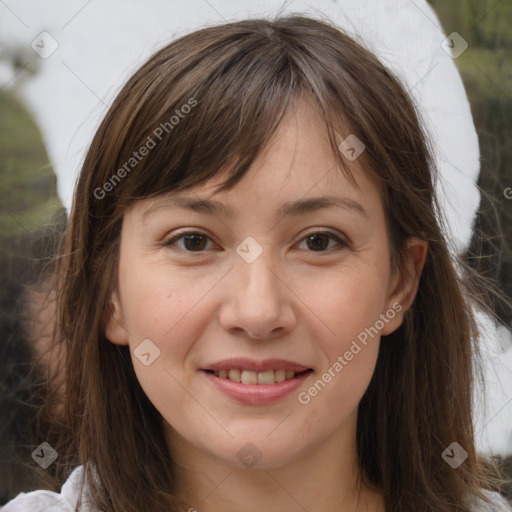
left=4, top=15, right=511, bottom=512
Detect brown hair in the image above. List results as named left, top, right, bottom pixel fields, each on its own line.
left=46, top=14, right=504, bottom=511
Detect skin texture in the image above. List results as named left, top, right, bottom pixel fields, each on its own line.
left=106, top=101, right=427, bottom=512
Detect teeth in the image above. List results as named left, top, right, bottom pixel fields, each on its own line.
left=241, top=370, right=258, bottom=385
left=228, top=369, right=241, bottom=382
left=257, top=371, right=275, bottom=385
left=212, top=369, right=300, bottom=384
left=275, top=369, right=286, bottom=383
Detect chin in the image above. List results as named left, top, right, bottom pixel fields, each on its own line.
left=203, top=433, right=308, bottom=470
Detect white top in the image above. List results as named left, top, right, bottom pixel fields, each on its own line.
left=2, top=465, right=512, bottom=511
left=1, top=466, right=98, bottom=512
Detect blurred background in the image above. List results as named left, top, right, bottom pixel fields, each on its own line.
left=428, top=0, right=512, bottom=328
left=0, top=0, right=511, bottom=504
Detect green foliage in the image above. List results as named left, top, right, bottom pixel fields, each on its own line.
left=0, top=91, right=63, bottom=249
left=428, top=0, right=512, bottom=48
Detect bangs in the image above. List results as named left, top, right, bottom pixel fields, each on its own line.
left=97, top=18, right=380, bottom=214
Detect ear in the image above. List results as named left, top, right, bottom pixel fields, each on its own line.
left=381, top=236, right=428, bottom=336
left=104, top=289, right=129, bottom=345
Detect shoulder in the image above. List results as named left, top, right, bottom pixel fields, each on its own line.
left=470, top=489, right=512, bottom=512
left=1, top=465, right=100, bottom=512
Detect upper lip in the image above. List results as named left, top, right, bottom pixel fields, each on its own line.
left=202, top=358, right=312, bottom=373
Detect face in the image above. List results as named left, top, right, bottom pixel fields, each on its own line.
left=106, top=101, right=424, bottom=472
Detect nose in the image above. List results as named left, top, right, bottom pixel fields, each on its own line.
left=218, top=248, right=297, bottom=341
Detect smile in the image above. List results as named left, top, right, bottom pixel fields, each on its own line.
left=202, top=368, right=314, bottom=405
left=208, top=369, right=307, bottom=385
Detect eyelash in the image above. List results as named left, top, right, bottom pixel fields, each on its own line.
left=162, top=229, right=348, bottom=255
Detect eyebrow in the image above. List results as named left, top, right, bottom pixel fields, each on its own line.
left=142, top=194, right=368, bottom=222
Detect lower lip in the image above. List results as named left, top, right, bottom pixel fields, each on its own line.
left=202, top=370, right=313, bottom=405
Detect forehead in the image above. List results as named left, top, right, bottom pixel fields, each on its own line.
left=137, top=100, right=383, bottom=223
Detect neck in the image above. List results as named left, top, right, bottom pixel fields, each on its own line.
left=167, top=411, right=384, bottom=512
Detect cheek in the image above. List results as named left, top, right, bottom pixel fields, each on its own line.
left=119, top=260, right=219, bottom=345
left=120, top=263, right=219, bottom=425
left=295, top=282, right=384, bottom=436
left=295, top=261, right=389, bottom=401
left=301, top=263, right=390, bottom=351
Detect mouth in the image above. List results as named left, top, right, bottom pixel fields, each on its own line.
left=200, top=358, right=314, bottom=404
left=203, top=368, right=313, bottom=385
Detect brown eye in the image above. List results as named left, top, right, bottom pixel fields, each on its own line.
left=182, top=233, right=208, bottom=251
left=299, top=231, right=347, bottom=252
left=163, top=232, right=213, bottom=252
